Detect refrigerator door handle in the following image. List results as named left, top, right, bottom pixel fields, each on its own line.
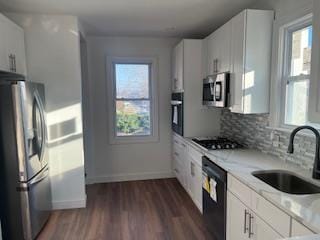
left=33, top=91, right=46, bottom=162
left=29, top=168, right=49, bottom=186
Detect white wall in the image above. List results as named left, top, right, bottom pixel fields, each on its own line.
left=6, top=13, right=86, bottom=209
left=86, top=36, right=179, bottom=183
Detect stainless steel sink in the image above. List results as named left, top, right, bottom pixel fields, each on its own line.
left=252, top=170, right=320, bottom=195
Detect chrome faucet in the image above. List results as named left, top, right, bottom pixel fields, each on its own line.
left=287, top=126, right=320, bottom=179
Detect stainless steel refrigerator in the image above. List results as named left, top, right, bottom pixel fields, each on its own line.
left=0, top=72, right=52, bottom=240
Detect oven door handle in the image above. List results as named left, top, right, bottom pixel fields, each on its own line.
left=171, top=100, right=182, bottom=105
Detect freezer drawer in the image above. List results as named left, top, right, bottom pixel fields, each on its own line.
left=20, top=166, right=51, bottom=240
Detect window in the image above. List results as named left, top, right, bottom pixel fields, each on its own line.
left=107, top=57, right=158, bottom=144
left=281, top=16, right=313, bottom=126
left=115, top=63, right=151, bottom=136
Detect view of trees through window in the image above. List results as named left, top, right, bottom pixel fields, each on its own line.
left=114, top=63, right=151, bottom=136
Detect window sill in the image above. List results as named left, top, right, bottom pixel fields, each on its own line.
left=266, top=125, right=320, bottom=138
left=109, top=135, right=159, bottom=145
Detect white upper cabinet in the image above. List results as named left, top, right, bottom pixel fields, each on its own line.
left=0, top=15, right=10, bottom=71
left=309, top=0, right=320, bottom=123
left=172, top=41, right=184, bottom=92
left=205, top=21, right=231, bottom=75
left=215, top=21, right=232, bottom=73
left=0, top=14, right=27, bottom=76
left=229, top=9, right=274, bottom=114
left=201, top=38, right=208, bottom=78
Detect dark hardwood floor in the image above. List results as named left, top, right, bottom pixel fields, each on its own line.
left=37, top=178, right=214, bottom=240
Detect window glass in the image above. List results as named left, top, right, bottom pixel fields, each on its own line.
left=116, top=101, right=151, bottom=136
left=284, top=23, right=312, bottom=126
left=115, top=64, right=149, bottom=99
left=114, top=63, right=151, bottom=137
left=285, top=79, right=309, bottom=125
left=289, top=25, right=312, bottom=76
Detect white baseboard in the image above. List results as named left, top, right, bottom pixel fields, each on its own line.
left=52, top=195, right=87, bottom=210
left=86, top=171, right=174, bottom=185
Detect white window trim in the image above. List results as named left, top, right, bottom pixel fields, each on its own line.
left=268, top=4, right=320, bottom=132
left=106, top=56, right=159, bottom=144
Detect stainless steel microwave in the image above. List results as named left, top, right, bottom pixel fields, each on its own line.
left=203, top=72, right=230, bottom=108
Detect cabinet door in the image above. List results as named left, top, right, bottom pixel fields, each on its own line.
left=173, top=41, right=184, bottom=92
left=0, top=14, right=27, bottom=75
left=227, top=191, right=249, bottom=240
left=230, top=10, right=246, bottom=113
left=251, top=214, right=282, bottom=240
left=172, top=46, right=177, bottom=91
left=0, top=15, right=10, bottom=72
left=6, top=20, right=27, bottom=75
left=189, top=160, right=202, bottom=212
left=173, top=155, right=186, bottom=188
left=193, top=162, right=202, bottom=212
left=291, top=219, right=315, bottom=237
left=309, top=0, right=320, bottom=123
left=207, top=32, right=218, bottom=75
left=202, top=38, right=208, bottom=78
left=216, top=21, right=232, bottom=73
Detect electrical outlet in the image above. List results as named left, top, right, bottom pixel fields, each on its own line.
left=272, top=134, right=280, bottom=147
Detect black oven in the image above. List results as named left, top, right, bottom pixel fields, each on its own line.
left=171, top=93, right=183, bottom=136
left=203, top=72, right=230, bottom=108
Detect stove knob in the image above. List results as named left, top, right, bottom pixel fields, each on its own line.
left=231, top=144, right=236, bottom=149
left=225, top=144, right=230, bottom=149
left=211, top=145, right=216, bottom=150
left=217, top=144, right=222, bottom=149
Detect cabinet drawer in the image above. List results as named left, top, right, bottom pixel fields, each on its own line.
left=227, top=174, right=252, bottom=207
left=188, top=145, right=202, bottom=166
left=251, top=191, right=290, bottom=237
left=291, top=219, right=315, bottom=237
left=173, top=157, right=185, bottom=187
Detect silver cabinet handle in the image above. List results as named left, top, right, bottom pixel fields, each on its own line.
left=244, top=209, right=249, bottom=234
left=181, top=143, right=187, bottom=148
left=174, top=152, right=179, bottom=157
left=13, top=54, right=17, bottom=72
left=213, top=59, right=219, bottom=73
left=248, top=213, right=254, bottom=238
left=9, top=54, right=14, bottom=72
left=174, top=78, right=178, bottom=90
left=174, top=168, right=179, bottom=173
left=9, top=54, right=17, bottom=72
left=190, top=162, right=195, bottom=176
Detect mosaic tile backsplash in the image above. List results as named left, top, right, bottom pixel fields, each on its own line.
left=220, top=110, right=317, bottom=171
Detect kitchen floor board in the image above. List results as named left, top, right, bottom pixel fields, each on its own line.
left=37, top=178, right=215, bottom=240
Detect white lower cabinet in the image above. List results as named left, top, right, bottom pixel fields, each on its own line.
left=252, top=214, right=282, bottom=240
left=172, top=135, right=202, bottom=212
left=291, top=219, right=315, bottom=237
left=188, top=158, right=202, bottom=212
left=227, top=191, right=282, bottom=240
left=227, top=191, right=249, bottom=240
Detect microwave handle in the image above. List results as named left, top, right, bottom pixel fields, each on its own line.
left=210, top=82, right=215, bottom=96
left=214, top=82, right=217, bottom=102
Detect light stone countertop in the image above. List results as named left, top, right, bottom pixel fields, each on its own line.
left=281, top=235, right=320, bottom=240
left=182, top=137, right=320, bottom=236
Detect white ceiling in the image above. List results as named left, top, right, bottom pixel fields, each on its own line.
left=0, top=0, right=258, bottom=38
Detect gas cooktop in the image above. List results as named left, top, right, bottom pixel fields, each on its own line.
left=192, top=137, right=242, bottom=150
